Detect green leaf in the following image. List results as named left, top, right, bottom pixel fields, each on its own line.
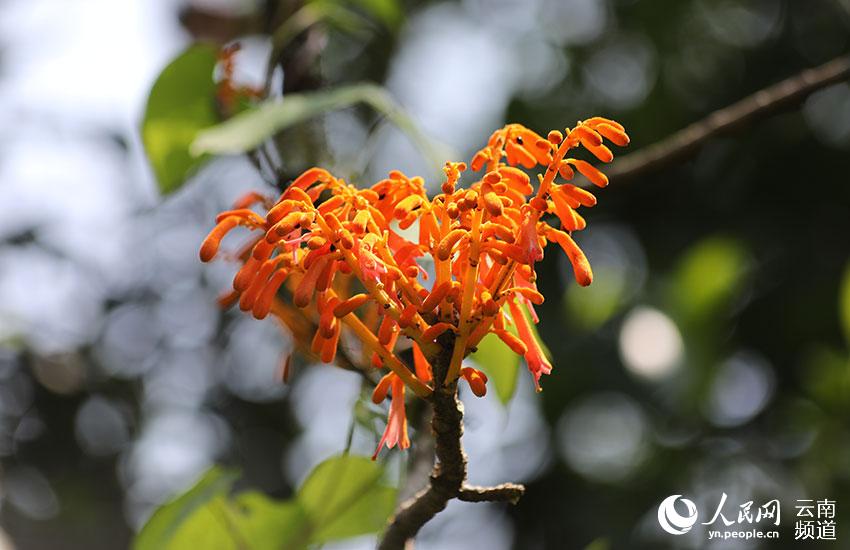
left=470, top=331, right=521, bottom=405
left=167, top=493, right=308, bottom=550
left=584, top=538, right=610, bottom=550
left=133, top=467, right=239, bottom=550
left=469, top=301, right=552, bottom=404
left=158, top=497, right=235, bottom=550
left=840, top=261, right=850, bottom=346
left=191, top=83, right=447, bottom=172
left=135, top=455, right=396, bottom=550
left=305, top=0, right=401, bottom=30
left=802, top=345, right=850, bottom=411
left=564, top=268, right=629, bottom=330
left=142, top=44, right=219, bottom=194
left=231, top=492, right=308, bottom=549
left=668, top=237, right=748, bottom=324
left=150, top=492, right=309, bottom=550
left=296, top=454, right=397, bottom=543
left=342, top=0, right=403, bottom=28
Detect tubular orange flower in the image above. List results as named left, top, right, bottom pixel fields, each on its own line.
left=398, top=303, right=418, bottom=329
left=200, top=217, right=239, bottom=262
left=507, top=298, right=552, bottom=392
left=546, top=227, right=593, bottom=287
left=567, top=159, right=609, bottom=188
left=420, top=281, right=453, bottom=313
left=421, top=322, right=454, bottom=342
left=378, top=315, right=397, bottom=346
left=494, top=329, right=528, bottom=355
left=200, top=117, right=628, bottom=455
left=252, top=270, right=288, bottom=319
left=460, top=367, right=488, bottom=397
left=372, top=373, right=394, bottom=404
left=333, top=294, right=370, bottom=317
left=372, top=374, right=410, bottom=459
left=516, top=212, right=544, bottom=264
left=412, top=343, right=432, bottom=383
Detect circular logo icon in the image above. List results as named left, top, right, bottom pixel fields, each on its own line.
left=658, top=495, right=698, bottom=535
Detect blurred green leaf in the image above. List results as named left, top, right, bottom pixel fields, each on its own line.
left=470, top=331, right=521, bottom=405
left=143, top=497, right=233, bottom=550
left=296, top=454, right=397, bottom=543
left=191, top=83, right=446, bottom=171
left=142, top=44, right=219, bottom=194
left=133, top=467, right=239, bottom=550
left=167, top=493, right=307, bottom=550
left=232, top=492, right=307, bottom=549
left=840, top=261, right=850, bottom=346
left=565, top=269, right=628, bottom=330
left=669, top=237, right=748, bottom=324
left=583, top=538, right=610, bottom=550
left=338, top=0, right=403, bottom=29
left=146, top=490, right=308, bottom=550
left=135, top=455, right=396, bottom=550
left=803, top=345, right=850, bottom=411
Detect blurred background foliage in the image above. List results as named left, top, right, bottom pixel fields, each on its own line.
left=1, top=0, right=850, bottom=548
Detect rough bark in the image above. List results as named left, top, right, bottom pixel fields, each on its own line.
left=377, top=335, right=525, bottom=550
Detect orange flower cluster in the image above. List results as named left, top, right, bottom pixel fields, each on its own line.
left=200, top=119, right=628, bottom=458
left=216, top=44, right=263, bottom=117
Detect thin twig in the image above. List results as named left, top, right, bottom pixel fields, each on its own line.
left=458, top=483, right=525, bottom=504
left=608, top=54, right=850, bottom=182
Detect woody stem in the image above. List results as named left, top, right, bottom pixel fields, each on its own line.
left=608, top=54, right=850, bottom=182
left=377, top=336, right=524, bottom=550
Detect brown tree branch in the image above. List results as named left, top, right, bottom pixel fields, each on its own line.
left=458, top=483, right=525, bottom=504
left=377, top=337, right=525, bottom=550
left=608, top=54, right=850, bottom=182
left=378, top=380, right=466, bottom=550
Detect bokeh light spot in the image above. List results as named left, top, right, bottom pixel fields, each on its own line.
left=557, top=392, right=649, bottom=483
left=618, top=307, right=684, bottom=380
